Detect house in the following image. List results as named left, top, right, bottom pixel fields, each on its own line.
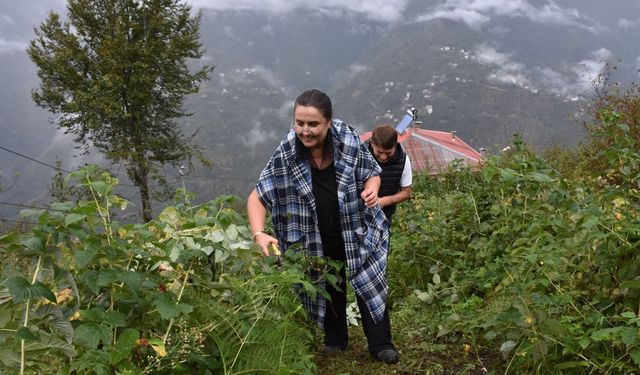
left=360, top=122, right=483, bottom=174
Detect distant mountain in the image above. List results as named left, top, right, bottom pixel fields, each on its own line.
left=330, top=18, right=582, bottom=150
left=2, top=0, right=640, bottom=220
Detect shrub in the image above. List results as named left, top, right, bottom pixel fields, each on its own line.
left=0, top=165, right=319, bottom=374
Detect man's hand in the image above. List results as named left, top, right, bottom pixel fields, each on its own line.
left=378, top=196, right=390, bottom=208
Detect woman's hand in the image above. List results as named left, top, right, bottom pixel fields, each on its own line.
left=361, top=175, right=381, bottom=208
left=254, top=232, right=279, bottom=256
left=361, top=186, right=379, bottom=208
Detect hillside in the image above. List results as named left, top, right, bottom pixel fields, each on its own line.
left=2, top=0, right=640, bottom=220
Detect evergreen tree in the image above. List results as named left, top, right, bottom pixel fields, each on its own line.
left=28, top=0, right=213, bottom=222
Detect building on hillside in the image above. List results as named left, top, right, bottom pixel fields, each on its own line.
left=360, top=122, right=484, bottom=174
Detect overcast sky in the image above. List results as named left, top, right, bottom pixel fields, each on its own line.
left=1, top=0, right=634, bottom=47
left=1, top=0, right=638, bottom=91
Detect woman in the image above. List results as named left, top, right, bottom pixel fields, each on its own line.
left=246, top=89, right=399, bottom=364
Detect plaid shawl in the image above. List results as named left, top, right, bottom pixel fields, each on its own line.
left=256, top=119, right=390, bottom=325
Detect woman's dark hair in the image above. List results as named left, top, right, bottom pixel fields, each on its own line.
left=294, top=89, right=332, bottom=120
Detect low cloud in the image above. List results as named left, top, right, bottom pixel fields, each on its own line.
left=242, top=122, right=279, bottom=150
left=572, top=48, right=612, bottom=83
left=417, top=0, right=599, bottom=32
left=189, top=0, right=409, bottom=23
left=330, top=63, right=369, bottom=84
left=619, top=18, right=640, bottom=29
left=475, top=43, right=613, bottom=96
left=0, top=38, right=26, bottom=54
left=474, top=43, right=531, bottom=87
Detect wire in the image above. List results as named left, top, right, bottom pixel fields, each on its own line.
left=0, top=144, right=141, bottom=187
left=0, top=218, right=35, bottom=225
left=0, top=144, right=256, bottom=193
left=0, top=201, right=73, bottom=213
left=0, top=145, right=71, bottom=173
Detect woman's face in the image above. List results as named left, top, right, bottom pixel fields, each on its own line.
left=293, top=105, right=331, bottom=151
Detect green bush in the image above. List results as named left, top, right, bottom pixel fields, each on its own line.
left=0, top=165, right=320, bottom=374
left=390, top=123, right=640, bottom=373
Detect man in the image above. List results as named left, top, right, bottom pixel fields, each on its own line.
left=368, top=125, right=412, bottom=225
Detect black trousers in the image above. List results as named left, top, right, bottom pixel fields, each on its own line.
left=322, top=234, right=395, bottom=356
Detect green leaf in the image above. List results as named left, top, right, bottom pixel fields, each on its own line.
left=81, top=308, right=106, bottom=323
left=48, top=316, right=74, bottom=342
left=214, top=248, right=229, bottom=263
left=81, top=270, right=100, bottom=294
left=74, top=323, right=111, bottom=349
left=555, top=361, right=590, bottom=370
left=159, top=207, right=180, bottom=227
left=65, top=213, right=87, bottom=226
left=201, top=246, right=214, bottom=256
left=591, top=327, right=622, bottom=341
left=499, top=340, right=516, bottom=356
left=432, top=273, right=441, bottom=285
left=22, top=237, right=45, bottom=253
left=578, top=337, right=590, bottom=349
left=621, top=327, right=638, bottom=345
left=110, top=328, right=139, bottom=365
left=97, top=270, right=118, bottom=287
left=529, top=172, right=553, bottom=183
left=51, top=202, right=74, bottom=211
left=74, top=248, right=98, bottom=268
left=620, top=280, right=640, bottom=289
left=483, top=330, right=497, bottom=341
left=618, top=123, right=631, bottom=133
left=16, top=326, right=39, bottom=341
left=90, top=181, right=110, bottom=196
left=500, top=168, right=517, bottom=181
left=207, top=229, right=225, bottom=243
left=621, top=311, right=636, bottom=319
left=581, top=217, right=599, bottom=230
left=153, top=294, right=193, bottom=320
left=117, top=270, right=143, bottom=290
left=0, top=348, right=20, bottom=367
left=414, top=289, right=431, bottom=302
left=3, top=276, right=56, bottom=303
left=630, top=350, right=640, bottom=366
left=103, top=311, right=126, bottom=327
left=19, top=209, right=44, bottom=218
left=226, top=225, right=238, bottom=240
left=0, top=307, right=11, bottom=328
left=24, top=332, right=75, bottom=357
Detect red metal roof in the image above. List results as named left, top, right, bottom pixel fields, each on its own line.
left=360, top=128, right=483, bottom=174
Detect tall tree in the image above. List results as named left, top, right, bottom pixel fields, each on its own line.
left=28, top=0, right=213, bottom=222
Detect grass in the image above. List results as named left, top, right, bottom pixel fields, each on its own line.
left=314, top=306, right=497, bottom=374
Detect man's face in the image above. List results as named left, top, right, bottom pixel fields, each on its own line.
left=371, top=144, right=396, bottom=164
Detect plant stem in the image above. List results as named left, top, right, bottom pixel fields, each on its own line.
left=470, top=192, right=481, bottom=225
left=20, top=255, right=43, bottom=375
left=162, top=263, right=192, bottom=343
left=86, top=173, right=113, bottom=245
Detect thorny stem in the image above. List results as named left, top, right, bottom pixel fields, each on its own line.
left=21, top=255, right=43, bottom=375
left=470, top=192, right=481, bottom=225
left=541, top=269, right=586, bottom=320
left=86, top=173, right=113, bottom=246
left=163, top=263, right=193, bottom=344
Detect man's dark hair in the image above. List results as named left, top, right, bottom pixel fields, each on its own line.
left=294, top=89, right=333, bottom=120
left=371, top=125, right=398, bottom=149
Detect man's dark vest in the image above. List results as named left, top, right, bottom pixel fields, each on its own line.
left=368, top=142, right=407, bottom=219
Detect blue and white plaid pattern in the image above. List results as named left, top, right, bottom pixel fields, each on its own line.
left=256, top=119, right=390, bottom=325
